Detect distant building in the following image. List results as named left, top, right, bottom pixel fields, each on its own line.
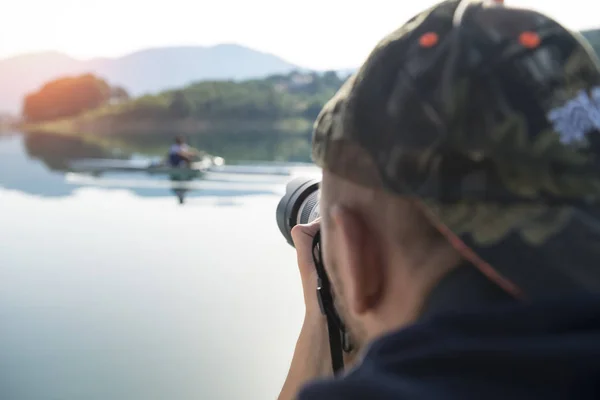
left=272, top=72, right=316, bottom=92
left=288, top=72, right=315, bottom=88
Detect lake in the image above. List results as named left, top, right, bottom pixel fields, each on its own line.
left=0, top=132, right=320, bottom=400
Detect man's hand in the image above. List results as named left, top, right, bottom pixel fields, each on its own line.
left=291, top=219, right=324, bottom=319
left=278, top=219, right=332, bottom=400
left=278, top=219, right=361, bottom=400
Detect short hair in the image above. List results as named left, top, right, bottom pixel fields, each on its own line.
left=321, top=170, right=446, bottom=258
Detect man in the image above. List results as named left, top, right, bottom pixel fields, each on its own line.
left=168, top=135, right=198, bottom=167
left=279, top=0, right=600, bottom=399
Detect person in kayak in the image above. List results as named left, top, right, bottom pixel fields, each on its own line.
left=278, top=1, right=600, bottom=399
left=168, top=135, right=199, bottom=167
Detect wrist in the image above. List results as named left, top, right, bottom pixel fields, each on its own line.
left=303, top=309, right=327, bottom=327
left=278, top=312, right=331, bottom=400
left=299, top=312, right=332, bottom=376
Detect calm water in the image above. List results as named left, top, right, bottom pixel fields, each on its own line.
left=0, top=132, right=319, bottom=400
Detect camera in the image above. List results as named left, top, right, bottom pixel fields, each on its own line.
left=276, top=176, right=352, bottom=374
left=276, top=177, right=321, bottom=247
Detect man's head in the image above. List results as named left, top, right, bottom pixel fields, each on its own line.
left=313, top=0, right=600, bottom=348
left=319, top=169, right=461, bottom=347
left=174, top=135, right=185, bottom=145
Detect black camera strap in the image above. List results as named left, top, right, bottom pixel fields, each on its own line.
left=312, top=231, right=345, bottom=374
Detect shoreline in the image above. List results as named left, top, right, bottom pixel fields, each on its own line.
left=21, top=115, right=314, bottom=137
left=18, top=117, right=315, bottom=159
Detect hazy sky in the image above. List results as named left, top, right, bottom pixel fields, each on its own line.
left=2, top=0, right=598, bottom=69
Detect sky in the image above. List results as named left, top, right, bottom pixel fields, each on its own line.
left=1, top=0, right=598, bottom=70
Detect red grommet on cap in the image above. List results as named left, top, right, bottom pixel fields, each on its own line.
left=419, top=32, right=439, bottom=48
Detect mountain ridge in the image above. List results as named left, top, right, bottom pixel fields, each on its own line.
left=0, top=43, right=287, bottom=63
left=0, top=44, right=301, bottom=113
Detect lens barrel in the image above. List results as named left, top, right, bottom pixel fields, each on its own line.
left=276, top=177, right=320, bottom=247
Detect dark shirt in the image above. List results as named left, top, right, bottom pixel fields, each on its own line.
left=299, top=266, right=600, bottom=399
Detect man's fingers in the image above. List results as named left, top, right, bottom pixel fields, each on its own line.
left=291, top=218, right=322, bottom=279
left=291, top=218, right=321, bottom=250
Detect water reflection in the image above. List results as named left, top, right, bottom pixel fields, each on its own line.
left=0, top=133, right=79, bottom=197
left=1, top=132, right=313, bottom=202
left=115, top=129, right=313, bottom=164
left=23, top=131, right=117, bottom=171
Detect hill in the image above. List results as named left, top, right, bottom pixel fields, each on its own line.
left=25, top=71, right=345, bottom=139
left=0, top=44, right=299, bottom=113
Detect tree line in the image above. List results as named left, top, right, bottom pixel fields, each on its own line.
left=22, top=70, right=346, bottom=125
left=22, top=74, right=129, bottom=123
left=117, top=70, right=346, bottom=122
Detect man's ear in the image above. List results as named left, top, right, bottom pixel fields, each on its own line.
left=331, top=205, right=384, bottom=315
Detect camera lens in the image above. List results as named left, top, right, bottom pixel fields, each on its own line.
left=276, top=177, right=320, bottom=247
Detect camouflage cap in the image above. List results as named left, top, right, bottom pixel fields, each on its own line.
left=312, top=0, right=600, bottom=299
